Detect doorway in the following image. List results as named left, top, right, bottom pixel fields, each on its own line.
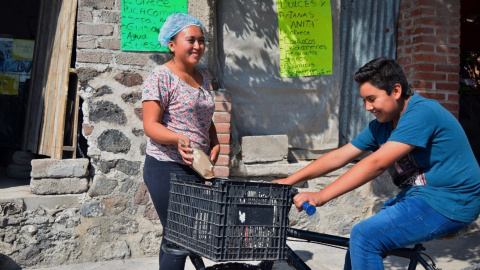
left=0, top=0, right=40, bottom=180
left=459, top=0, right=480, bottom=165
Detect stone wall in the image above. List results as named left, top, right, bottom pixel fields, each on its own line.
left=1, top=1, right=230, bottom=269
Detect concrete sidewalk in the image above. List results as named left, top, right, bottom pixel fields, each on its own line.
left=24, top=235, right=480, bottom=270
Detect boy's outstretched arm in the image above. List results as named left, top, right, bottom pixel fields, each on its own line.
left=273, top=143, right=366, bottom=186
left=293, top=141, right=415, bottom=210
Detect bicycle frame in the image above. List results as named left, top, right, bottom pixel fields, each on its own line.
left=164, top=227, right=437, bottom=270
left=285, top=227, right=436, bottom=270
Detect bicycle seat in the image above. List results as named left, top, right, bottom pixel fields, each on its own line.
left=437, top=223, right=472, bottom=240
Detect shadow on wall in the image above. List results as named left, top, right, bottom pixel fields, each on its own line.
left=217, top=0, right=340, bottom=157
left=0, top=254, right=22, bottom=270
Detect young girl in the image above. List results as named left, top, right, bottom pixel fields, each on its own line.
left=274, top=57, right=480, bottom=269
left=142, top=13, right=220, bottom=270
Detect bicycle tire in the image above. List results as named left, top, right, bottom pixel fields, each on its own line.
left=205, top=262, right=264, bottom=270
left=461, top=264, right=480, bottom=270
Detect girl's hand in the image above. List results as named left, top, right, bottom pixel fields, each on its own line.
left=209, top=143, right=220, bottom=163
left=178, top=137, right=194, bottom=165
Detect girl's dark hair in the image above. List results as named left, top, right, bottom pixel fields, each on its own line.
left=354, top=57, right=411, bottom=98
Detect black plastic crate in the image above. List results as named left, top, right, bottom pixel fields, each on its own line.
left=165, top=176, right=292, bottom=262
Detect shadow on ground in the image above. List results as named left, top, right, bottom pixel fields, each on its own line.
left=0, top=254, right=22, bottom=270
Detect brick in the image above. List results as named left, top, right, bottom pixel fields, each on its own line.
left=213, top=166, right=229, bottom=178
left=213, top=112, right=231, bottom=123
left=447, top=93, right=459, bottom=102
left=436, top=64, right=459, bottom=73
left=97, top=10, right=121, bottom=24
left=215, top=101, right=232, bottom=112
left=217, top=134, right=230, bottom=144
left=411, top=72, right=446, bottom=81
left=447, top=55, right=460, bottom=64
left=99, top=38, right=121, bottom=50
left=115, top=53, right=151, bottom=66
left=414, top=44, right=434, bottom=53
left=77, top=36, right=96, bottom=49
left=77, top=23, right=114, bottom=36
left=77, top=51, right=113, bottom=64
left=410, top=8, right=435, bottom=17
left=77, top=10, right=93, bottom=22
left=214, top=123, right=230, bottom=134
left=436, top=83, right=460, bottom=92
left=448, top=37, right=460, bottom=45
left=413, top=17, right=443, bottom=27
left=412, top=54, right=447, bottom=63
left=79, top=0, right=115, bottom=10
left=412, top=26, right=434, bottom=35
left=411, top=63, right=435, bottom=72
left=412, top=36, right=444, bottom=45
left=411, top=80, right=433, bottom=89
left=447, top=74, right=460, bottom=82
left=219, top=144, right=230, bottom=155
left=215, top=155, right=230, bottom=166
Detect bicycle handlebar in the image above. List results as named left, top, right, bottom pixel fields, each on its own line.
left=291, top=188, right=316, bottom=216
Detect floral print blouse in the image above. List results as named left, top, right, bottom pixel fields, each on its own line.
left=142, top=65, right=214, bottom=164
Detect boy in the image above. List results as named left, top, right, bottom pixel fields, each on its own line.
left=274, top=57, right=480, bottom=269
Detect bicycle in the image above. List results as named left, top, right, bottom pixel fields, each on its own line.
left=163, top=175, right=479, bottom=270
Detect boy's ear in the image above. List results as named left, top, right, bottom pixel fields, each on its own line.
left=393, top=83, right=402, bottom=99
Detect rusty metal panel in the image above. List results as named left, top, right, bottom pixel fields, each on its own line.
left=339, top=0, right=400, bottom=145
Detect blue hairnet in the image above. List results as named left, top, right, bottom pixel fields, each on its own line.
left=158, top=13, right=204, bottom=47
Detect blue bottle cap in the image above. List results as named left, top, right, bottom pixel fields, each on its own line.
left=302, top=202, right=316, bottom=215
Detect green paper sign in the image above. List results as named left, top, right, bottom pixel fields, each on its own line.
left=121, top=0, right=188, bottom=52
left=277, top=0, right=333, bottom=77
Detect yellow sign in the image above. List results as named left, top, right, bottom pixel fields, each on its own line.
left=277, top=0, right=333, bottom=77
left=0, top=73, right=20, bottom=95
left=13, top=39, right=35, bottom=60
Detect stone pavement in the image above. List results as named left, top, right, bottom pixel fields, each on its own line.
left=23, top=235, right=480, bottom=270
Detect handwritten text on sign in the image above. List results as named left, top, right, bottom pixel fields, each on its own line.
left=277, top=0, right=333, bottom=77
left=121, top=0, right=187, bottom=52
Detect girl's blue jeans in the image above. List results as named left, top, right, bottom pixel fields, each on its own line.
left=344, top=196, right=468, bottom=270
left=143, top=155, right=203, bottom=270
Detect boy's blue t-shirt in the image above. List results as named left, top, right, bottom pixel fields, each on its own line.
left=351, top=93, right=480, bottom=223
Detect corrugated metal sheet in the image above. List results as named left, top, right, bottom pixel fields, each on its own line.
left=339, top=0, right=400, bottom=145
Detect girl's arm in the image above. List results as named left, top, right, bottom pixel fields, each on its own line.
left=142, top=100, right=193, bottom=164
left=208, top=122, right=220, bottom=163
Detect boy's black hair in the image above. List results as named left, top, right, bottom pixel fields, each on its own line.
left=354, top=57, right=412, bottom=98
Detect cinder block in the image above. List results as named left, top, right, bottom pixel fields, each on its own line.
left=31, top=158, right=90, bottom=178
left=241, top=135, right=288, bottom=164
